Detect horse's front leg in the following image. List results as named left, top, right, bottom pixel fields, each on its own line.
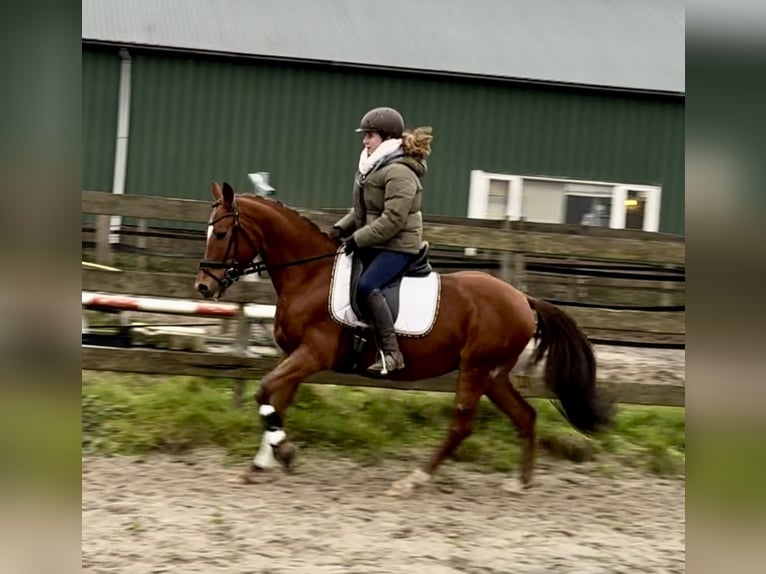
left=244, top=344, right=321, bottom=479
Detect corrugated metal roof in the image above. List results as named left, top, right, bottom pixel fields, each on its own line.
left=82, top=0, right=684, bottom=94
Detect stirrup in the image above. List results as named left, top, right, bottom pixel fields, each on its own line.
left=368, top=350, right=404, bottom=375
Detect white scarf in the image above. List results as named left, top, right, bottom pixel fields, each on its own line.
left=358, top=138, right=403, bottom=175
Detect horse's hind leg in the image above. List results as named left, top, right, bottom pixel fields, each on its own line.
left=485, top=368, right=537, bottom=488
left=386, top=364, right=490, bottom=496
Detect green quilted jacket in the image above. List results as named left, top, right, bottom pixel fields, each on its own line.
left=334, top=155, right=426, bottom=255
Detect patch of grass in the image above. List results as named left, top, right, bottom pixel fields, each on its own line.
left=598, top=403, right=685, bottom=475
left=81, top=371, right=685, bottom=476
left=82, top=372, right=258, bottom=455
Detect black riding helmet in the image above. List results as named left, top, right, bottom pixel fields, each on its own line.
left=355, top=107, right=405, bottom=139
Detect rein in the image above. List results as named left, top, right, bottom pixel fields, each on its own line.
left=198, top=197, right=339, bottom=290
left=218, top=250, right=340, bottom=282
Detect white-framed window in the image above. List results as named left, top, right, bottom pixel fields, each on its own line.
left=467, top=170, right=662, bottom=232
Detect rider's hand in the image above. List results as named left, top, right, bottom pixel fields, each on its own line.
left=343, top=237, right=359, bottom=255
left=328, top=226, right=343, bottom=240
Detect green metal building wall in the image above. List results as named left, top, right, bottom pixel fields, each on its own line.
left=83, top=47, right=684, bottom=234
left=83, top=47, right=120, bottom=192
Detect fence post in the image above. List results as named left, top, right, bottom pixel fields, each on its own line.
left=501, top=219, right=527, bottom=291
left=660, top=263, right=673, bottom=306
left=512, top=252, right=527, bottom=292
left=231, top=305, right=251, bottom=408
left=499, top=219, right=512, bottom=284
left=137, top=218, right=148, bottom=271
left=95, top=215, right=113, bottom=266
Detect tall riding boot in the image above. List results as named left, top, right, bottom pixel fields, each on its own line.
left=366, top=289, right=405, bottom=373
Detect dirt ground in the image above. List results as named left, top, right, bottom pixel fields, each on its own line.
left=82, top=448, right=685, bottom=574
left=82, top=344, right=685, bottom=573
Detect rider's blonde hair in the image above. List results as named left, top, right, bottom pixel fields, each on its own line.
left=401, top=127, right=433, bottom=160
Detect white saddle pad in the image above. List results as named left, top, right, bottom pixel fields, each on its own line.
left=328, top=249, right=441, bottom=337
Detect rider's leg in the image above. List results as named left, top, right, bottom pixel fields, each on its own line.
left=357, top=250, right=415, bottom=373
left=365, top=288, right=404, bottom=372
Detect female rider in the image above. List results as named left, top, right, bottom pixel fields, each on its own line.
left=330, top=107, right=433, bottom=373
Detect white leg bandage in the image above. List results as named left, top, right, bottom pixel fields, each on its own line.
left=253, top=404, right=287, bottom=469
left=253, top=432, right=276, bottom=469
left=259, top=404, right=276, bottom=416
left=266, top=429, right=286, bottom=446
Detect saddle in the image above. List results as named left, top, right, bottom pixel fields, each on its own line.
left=330, top=242, right=438, bottom=374
left=348, top=242, right=433, bottom=323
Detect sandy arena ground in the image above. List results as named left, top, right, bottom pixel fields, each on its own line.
left=82, top=345, right=685, bottom=573
left=82, top=451, right=684, bottom=574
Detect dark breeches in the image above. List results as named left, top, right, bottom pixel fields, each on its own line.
left=357, top=249, right=415, bottom=300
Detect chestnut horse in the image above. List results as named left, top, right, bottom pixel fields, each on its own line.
left=195, top=182, right=613, bottom=495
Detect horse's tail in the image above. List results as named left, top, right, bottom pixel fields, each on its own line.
left=526, top=297, right=614, bottom=435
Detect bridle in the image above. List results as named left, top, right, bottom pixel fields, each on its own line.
left=198, top=197, right=261, bottom=292
left=198, top=196, right=338, bottom=292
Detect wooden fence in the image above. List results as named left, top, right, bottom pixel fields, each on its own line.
left=81, top=190, right=685, bottom=407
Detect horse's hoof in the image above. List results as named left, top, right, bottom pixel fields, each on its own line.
left=385, top=469, right=430, bottom=497
left=239, top=463, right=267, bottom=484
left=501, top=478, right=534, bottom=495
left=385, top=480, right=413, bottom=497
left=274, top=441, right=296, bottom=470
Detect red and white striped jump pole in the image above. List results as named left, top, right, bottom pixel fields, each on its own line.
left=81, top=291, right=276, bottom=320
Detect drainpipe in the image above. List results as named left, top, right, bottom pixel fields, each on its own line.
left=109, top=48, right=132, bottom=244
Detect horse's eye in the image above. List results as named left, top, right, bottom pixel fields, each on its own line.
left=215, top=231, right=227, bottom=240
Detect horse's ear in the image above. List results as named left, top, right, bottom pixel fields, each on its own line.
left=222, top=182, right=235, bottom=206
left=211, top=181, right=223, bottom=201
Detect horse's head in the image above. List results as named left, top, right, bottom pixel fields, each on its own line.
left=195, top=181, right=261, bottom=299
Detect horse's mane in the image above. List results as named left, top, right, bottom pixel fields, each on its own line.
left=237, top=193, right=334, bottom=240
